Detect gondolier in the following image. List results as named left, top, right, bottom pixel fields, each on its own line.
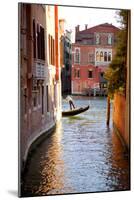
left=66, top=95, right=76, bottom=110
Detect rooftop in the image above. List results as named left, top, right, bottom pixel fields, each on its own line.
left=77, top=23, right=120, bottom=34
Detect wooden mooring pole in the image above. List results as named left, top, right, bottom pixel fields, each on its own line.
left=106, top=96, right=110, bottom=126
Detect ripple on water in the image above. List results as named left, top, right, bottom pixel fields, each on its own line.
left=21, top=97, right=130, bottom=196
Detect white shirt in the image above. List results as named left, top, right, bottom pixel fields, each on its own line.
left=66, top=96, right=73, bottom=102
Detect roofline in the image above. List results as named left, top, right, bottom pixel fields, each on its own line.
left=79, top=23, right=120, bottom=33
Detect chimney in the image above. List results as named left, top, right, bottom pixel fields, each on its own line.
left=75, top=25, right=80, bottom=33
left=85, top=24, right=88, bottom=30
left=75, top=25, right=80, bottom=42
left=77, top=25, right=80, bottom=32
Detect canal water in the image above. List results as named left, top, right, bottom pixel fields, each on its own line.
left=21, top=96, right=130, bottom=197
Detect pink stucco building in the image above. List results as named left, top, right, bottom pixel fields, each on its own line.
left=72, top=23, right=119, bottom=95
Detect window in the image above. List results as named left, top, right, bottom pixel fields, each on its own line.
left=96, top=34, right=100, bottom=45
left=46, top=85, right=49, bottom=112
left=108, top=52, right=111, bottom=61
left=74, top=48, right=80, bottom=64
left=96, top=49, right=112, bottom=62
left=40, top=26, right=45, bottom=60
left=49, top=35, right=51, bottom=64
left=33, top=19, right=36, bottom=58
left=38, top=85, right=41, bottom=105
left=74, top=69, right=77, bottom=77
left=41, top=86, right=44, bottom=114
left=49, top=34, right=55, bottom=65
left=51, top=36, right=53, bottom=64
left=104, top=52, right=107, bottom=61
left=74, top=69, right=80, bottom=78
left=37, top=24, right=45, bottom=60
left=33, top=87, right=37, bottom=107
left=88, top=70, right=93, bottom=78
left=96, top=51, right=100, bottom=61
left=89, top=53, right=94, bottom=63
left=108, top=34, right=112, bottom=45
left=100, top=51, right=103, bottom=62
left=37, top=24, right=40, bottom=59
left=77, top=69, right=80, bottom=78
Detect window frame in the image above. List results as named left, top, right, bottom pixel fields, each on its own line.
left=96, top=34, right=100, bottom=45
left=88, top=69, right=93, bottom=79
left=88, top=53, right=94, bottom=64
left=74, top=68, right=80, bottom=78
left=74, top=48, right=80, bottom=64
left=108, top=52, right=112, bottom=61
left=104, top=52, right=107, bottom=61
left=108, top=34, right=112, bottom=45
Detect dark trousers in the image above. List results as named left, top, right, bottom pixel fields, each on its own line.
left=69, top=100, right=75, bottom=110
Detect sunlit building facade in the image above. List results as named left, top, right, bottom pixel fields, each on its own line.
left=19, top=4, right=61, bottom=170
left=72, top=23, right=119, bottom=95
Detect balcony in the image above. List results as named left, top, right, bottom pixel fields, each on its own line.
left=95, top=61, right=111, bottom=66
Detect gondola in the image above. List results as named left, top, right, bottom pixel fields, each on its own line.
left=62, top=105, right=89, bottom=117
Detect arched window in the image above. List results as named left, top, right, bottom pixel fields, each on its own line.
left=96, top=51, right=100, bottom=61
left=108, top=52, right=112, bottom=61
left=100, top=51, right=103, bottom=62
left=104, top=52, right=107, bottom=61
left=74, top=48, right=80, bottom=64
left=108, top=34, right=112, bottom=45
left=74, top=68, right=80, bottom=78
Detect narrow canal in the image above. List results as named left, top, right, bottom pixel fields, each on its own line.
left=21, top=96, right=130, bottom=197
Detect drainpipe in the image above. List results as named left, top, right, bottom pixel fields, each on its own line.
left=55, top=5, right=59, bottom=81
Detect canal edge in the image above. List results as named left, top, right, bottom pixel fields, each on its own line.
left=19, top=122, right=57, bottom=192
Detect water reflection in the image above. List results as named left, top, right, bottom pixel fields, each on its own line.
left=106, top=129, right=130, bottom=191
left=21, top=97, right=130, bottom=196
left=22, top=121, right=68, bottom=196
